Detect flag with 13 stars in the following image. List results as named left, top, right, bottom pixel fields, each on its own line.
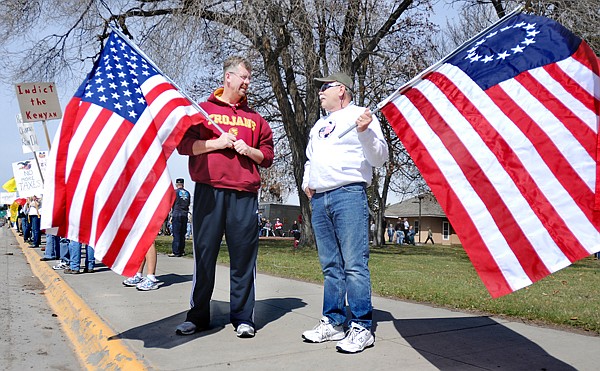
left=381, top=12, right=600, bottom=297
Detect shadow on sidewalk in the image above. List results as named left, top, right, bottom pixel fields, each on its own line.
left=374, top=309, right=575, bottom=370
left=109, top=297, right=306, bottom=349
left=156, top=273, right=193, bottom=288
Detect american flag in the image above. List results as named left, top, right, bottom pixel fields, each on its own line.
left=381, top=12, right=600, bottom=297
left=41, top=31, right=203, bottom=276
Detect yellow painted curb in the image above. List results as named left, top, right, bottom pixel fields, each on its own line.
left=13, top=230, right=148, bottom=371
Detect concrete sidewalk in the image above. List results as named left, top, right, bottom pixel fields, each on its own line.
left=11, top=228, right=600, bottom=370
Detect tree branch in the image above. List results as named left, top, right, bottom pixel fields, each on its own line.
left=352, top=0, right=413, bottom=74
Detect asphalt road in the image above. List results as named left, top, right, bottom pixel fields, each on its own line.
left=0, top=225, right=81, bottom=370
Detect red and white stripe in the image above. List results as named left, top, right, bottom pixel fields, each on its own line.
left=42, top=74, right=202, bottom=276
left=382, top=42, right=600, bottom=297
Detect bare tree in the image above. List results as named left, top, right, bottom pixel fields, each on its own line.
left=449, top=0, right=599, bottom=53
left=1, top=0, right=442, bottom=247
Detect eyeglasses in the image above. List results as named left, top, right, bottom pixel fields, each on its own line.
left=229, top=71, right=251, bottom=83
left=319, top=82, right=342, bottom=92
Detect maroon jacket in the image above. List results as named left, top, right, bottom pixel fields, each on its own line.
left=177, top=87, right=274, bottom=193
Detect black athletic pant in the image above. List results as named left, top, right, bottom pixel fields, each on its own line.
left=186, top=183, right=259, bottom=329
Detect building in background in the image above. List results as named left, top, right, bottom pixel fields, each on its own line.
left=258, top=203, right=301, bottom=234
left=384, top=193, right=459, bottom=245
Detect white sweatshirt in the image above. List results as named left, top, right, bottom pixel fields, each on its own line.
left=302, top=103, right=388, bottom=193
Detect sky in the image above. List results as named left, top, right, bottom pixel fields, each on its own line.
left=0, top=1, right=459, bottom=206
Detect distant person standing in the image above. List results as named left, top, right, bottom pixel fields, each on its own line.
left=403, top=218, right=410, bottom=244
left=169, top=178, right=191, bottom=257
left=387, top=224, right=394, bottom=243
left=424, top=227, right=435, bottom=245
left=63, top=241, right=95, bottom=274
left=28, top=195, right=42, bottom=248
left=395, top=219, right=404, bottom=245
left=21, top=201, right=30, bottom=241
left=407, top=225, right=416, bottom=246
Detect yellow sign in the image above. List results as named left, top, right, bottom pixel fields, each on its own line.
left=2, top=177, right=17, bottom=193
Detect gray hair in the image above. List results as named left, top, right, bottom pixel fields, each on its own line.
left=223, top=56, right=252, bottom=74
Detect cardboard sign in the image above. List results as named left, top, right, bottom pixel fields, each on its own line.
left=14, top=82, right=63, bottom=122
left=16, top=114, right=40, bottom=153
left=0, top=192, right=17, bottom=205
left=12, top=159, right=44, bottom=197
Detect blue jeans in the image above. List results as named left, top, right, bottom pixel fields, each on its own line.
left=310, top=183, right=372, bottom=329
left=85, top=246, right=95, bottom=270
left=69, top=241, right=95, bottom=270
left=396, top=231, right=404, bottom=244
left=43, top=234, right=61, bottom=259
left=29, top=215, right=41, bottom=246
left=22, top=217, right=31, bottom=241
left=59, top=239, right=70, bottom=263
left=171, top=214, right=188, bottom=256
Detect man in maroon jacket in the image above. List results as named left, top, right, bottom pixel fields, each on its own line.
left=175, top=56, right=274, bottom=339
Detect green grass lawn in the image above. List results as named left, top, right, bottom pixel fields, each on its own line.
left=154, top=236, right=600, bottom=335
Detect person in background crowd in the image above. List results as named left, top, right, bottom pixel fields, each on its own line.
left=301, top=72, right=388, bottom=353
left=40, top=233, right=61, bottom=262
left=403, top=218, right=410, bottom=244
left=387, top=223, right=395, bottom=244
left=160, top=214, right=171, bottom=236
left=19, top=202, right=30, bottom=241
left=274, top=218, right=283, bottom=237
left=290, top=220, right=301, bottom=239
left=27, top=195, right=42, bottom=248
left=63, top=241, right=95, bottom=274
left=175, top=56, right=273, bottom=339
left=15, top=204, right=23, bottom=234
left=262, top=219, right=273, bottom=237
left=186, top=211, right=193, bottom=239
left=290, top=220, right=301, bottom=248
left=424, top=227, right=435, bottom=245
left=52, top=238, right=71, bottom=270
left=407, top=225, right=416, bottom=246
left=169, top=178, right=191, bottom=257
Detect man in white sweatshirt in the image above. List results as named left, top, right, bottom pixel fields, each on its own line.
left=301, top=72, right=388, bottom=353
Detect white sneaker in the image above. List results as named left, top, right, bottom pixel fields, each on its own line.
left=302, top=317, right=345, bottom=343
left=52, top=261, right=69, bottom=270
left=236, top=323, right=255, bottom=338
left=336, top=323, right=375, bottom=353
left=122, top=275, right=143, bottom=287
left=136, top=277, right=159, bottom=291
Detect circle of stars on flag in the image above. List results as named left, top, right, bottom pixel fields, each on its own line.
left=464, top=21, right=541, bottom=65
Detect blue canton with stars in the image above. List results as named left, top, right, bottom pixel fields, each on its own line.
left=74, top=32, right=160, bottom=124
left=446, top=13, right=581, bottom=90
